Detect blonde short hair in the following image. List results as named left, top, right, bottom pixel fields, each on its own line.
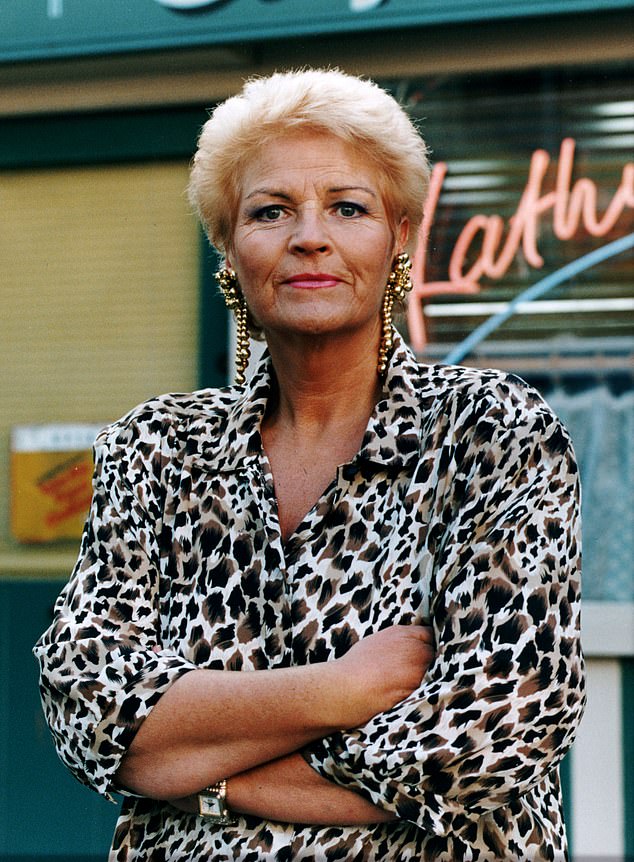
left=188, top=68, right=430, bottom=256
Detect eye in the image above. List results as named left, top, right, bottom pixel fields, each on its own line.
left=335, top=202, right=367, bottom=218
left=254, top=205, right=285, bottom=222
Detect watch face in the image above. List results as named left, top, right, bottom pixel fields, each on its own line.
left=199, top=792, right=223, bottom=818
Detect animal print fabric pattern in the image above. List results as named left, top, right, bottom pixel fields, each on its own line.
left=34, top=333, right=585, bottom=861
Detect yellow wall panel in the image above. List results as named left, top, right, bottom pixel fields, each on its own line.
left=0, top=162, right=200, bottom=567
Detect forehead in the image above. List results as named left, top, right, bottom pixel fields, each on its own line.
left=238, top=130, right=386, bottom=198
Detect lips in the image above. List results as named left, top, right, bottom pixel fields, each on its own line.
left=283, top=273, right=341, bottom=289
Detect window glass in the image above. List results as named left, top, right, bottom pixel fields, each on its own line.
left=384, top=64, right=633, bottom=352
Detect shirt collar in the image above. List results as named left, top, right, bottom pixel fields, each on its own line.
left=190, top=357, right=271, bottom=473
left=192, top=330, right=429, bottom=474
left=356, top=331, right=427, bottom=469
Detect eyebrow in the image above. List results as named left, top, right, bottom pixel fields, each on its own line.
left=244, top=185, right=378, bottom=201
left=244, top=189, right=292, bottom=202
left=330, top=186, right=378, bottom=198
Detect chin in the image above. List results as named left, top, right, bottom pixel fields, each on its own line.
left=264, top=314, right=344, bottom=338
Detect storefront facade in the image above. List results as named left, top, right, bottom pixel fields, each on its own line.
left=1, top=2, right=632, bottom=858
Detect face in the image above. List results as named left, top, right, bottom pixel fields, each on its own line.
left=226, top=131, right=408, bottom=344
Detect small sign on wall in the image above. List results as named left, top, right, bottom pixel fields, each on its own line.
left=11, top=424, right=103, bottom=543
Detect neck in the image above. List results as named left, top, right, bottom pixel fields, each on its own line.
left=264, top=325, right=385, bottom=433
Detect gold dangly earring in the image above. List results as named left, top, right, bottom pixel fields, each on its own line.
left=215, top=267, right=251, bottom=385
left=377, top=252, right=413, bottom=376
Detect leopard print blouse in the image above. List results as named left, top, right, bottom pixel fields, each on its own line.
left=34, top=334, right=585, bottom=861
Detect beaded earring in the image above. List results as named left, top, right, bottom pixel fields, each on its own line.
left=377, top=253, right=413, bottom=376
left=215, top=268, right=251, bottom=385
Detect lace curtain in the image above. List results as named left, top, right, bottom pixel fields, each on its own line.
left=546, top=385, right=634, bottom=602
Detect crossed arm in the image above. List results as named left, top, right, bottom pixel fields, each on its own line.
left=116, top=624, right=436, bottom=823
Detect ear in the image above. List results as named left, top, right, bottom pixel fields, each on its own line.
left=396, top=217, right=410, bottom=254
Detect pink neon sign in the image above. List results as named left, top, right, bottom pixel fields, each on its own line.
left=408, top=138, right=634, bottom=351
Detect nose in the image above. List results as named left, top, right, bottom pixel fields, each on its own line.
left=289, top=208, right=331, bottom=255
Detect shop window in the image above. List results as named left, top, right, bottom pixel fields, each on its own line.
left=384, top=63, right=632, bottom=350
left=384, top=64, right=633, bottom=603
left=0, top=162, right=199, bottom=557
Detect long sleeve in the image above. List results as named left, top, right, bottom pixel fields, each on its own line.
left=33, top=418, right=198, bottom=798
left=304, top=377, right=585, bottom=836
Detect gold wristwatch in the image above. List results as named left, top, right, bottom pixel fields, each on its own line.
left=197, top=779, right=237, bottom=825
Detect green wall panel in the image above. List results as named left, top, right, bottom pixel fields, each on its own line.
left=0, top=107, right=205, bottom=169
left=198, top=235, right=231, bottom=390
left=0, top=581, right=120, bottom=857
left=560, top=749, right=573, bottom=851
left=1, top=0, right=633, bottom=62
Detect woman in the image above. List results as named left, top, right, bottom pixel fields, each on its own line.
left=35, top=69, right=584, bottom=861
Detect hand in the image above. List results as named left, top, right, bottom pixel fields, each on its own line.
left=333, top=625, right=435, bottom=728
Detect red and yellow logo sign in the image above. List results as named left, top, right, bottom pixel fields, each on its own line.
left=11, top=425, right=103, bottom=543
